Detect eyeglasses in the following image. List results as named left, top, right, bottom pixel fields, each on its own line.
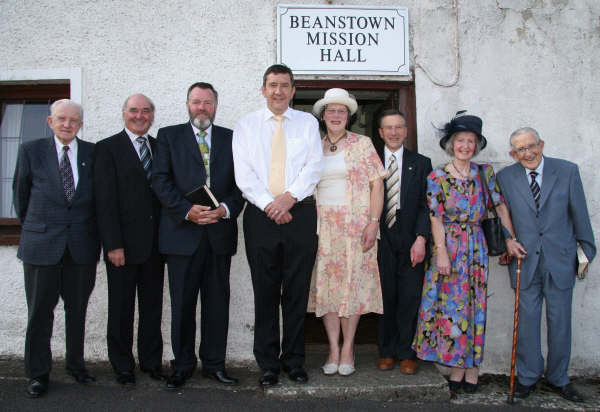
left=514, top=143, right=540, bottom=155
left=324, top=108, right=348, bottom=115
left=381, top=125, right=406, bottom=132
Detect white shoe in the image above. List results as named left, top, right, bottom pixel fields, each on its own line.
left=321, top=363, right=338, bottom=375
left=338, top=363, right=355, bottom=376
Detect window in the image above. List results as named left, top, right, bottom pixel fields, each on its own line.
left=0, top=84, right=70, bottom=245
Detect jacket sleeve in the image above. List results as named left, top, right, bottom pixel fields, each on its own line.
left=12, top=144, right=32, bottom=223
left=151, top=128, right=194, bottom=223
left=568, top=164, right=596, bottom=262
left=415, top=157, right=433, bottom=238
left=94, top=141, right=123, bottom=252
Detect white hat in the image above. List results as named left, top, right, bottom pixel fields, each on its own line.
left=312, top=88, right=358, bottom=116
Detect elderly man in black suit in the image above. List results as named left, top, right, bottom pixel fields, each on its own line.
left=375, top=109, right=432, bottom=374
left=94, top=94, right=165, bottom=386
left=13, top=99, right=100, bottom=398
left=152, top=82, right=244, bottom=389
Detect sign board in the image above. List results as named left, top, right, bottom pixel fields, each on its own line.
left=277, top=4, right=409, bottom=76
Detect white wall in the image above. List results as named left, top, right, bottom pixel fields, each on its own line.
left=1, top=0, right=598, bottom=375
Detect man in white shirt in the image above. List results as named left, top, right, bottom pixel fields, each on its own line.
left=233, top=64, right=323, bottom=386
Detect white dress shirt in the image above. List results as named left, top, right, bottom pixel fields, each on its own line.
left=525, top=156, right=544, bottom=187
left=54, top=136, right=79, bottom=188
left=384, top=145, right=404, bottom=210
left=232, top=106, right=323, bottom=210
left=124, top=127, right=152, bottom=159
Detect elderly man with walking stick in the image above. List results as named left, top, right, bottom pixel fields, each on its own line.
left=497, top=127, right=596, bottom=403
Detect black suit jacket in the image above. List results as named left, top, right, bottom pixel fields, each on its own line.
left=13, top=137, right=100, bottom=265
left=377, top=146, right=432, bottom=255
left=94, top=130, right=162, bottom=264
left=152, top=123, right=244, bottom=256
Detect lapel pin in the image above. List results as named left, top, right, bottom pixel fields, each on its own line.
left=81, top=162, right=86, bottom=166
left=408, top=166, right=413, bottom=171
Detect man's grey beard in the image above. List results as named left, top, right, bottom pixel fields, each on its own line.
left=192, top=116, right=212, bottom=130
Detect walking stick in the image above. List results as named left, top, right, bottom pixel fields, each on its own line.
left=507, top=258, right=522, bottom=404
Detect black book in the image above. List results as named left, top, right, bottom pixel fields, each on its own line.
left=185, top=184, right=219, bottom=209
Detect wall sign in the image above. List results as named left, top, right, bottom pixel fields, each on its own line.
left=277, top=4, right=409, bottom=76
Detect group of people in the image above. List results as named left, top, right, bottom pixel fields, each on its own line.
left=14, top=64, right=595, bottom=405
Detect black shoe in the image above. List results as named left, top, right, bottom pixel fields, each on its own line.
left=259, top=371, right=279, bottom=387
left=448, top=379, right=463, bottom=394
left=115, top=371, right=136, bottom=386
left=551, top=383, right=585, bottom=403
left=26, top=377, right=48, bottom=398
left=463, top=381, right=478, bottom=393
left=286, top=367, right=308, bottom=383
left=514, top=381, right=536, bottom=399
left=141, top=368, right=167, bottom=381
left=166, top=370, right=193, bottom=390
left=202, top=370, right=239, bottom=385
left=67, top=369, right=96, bottom=384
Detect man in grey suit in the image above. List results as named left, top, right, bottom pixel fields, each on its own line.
left=497, top=127, right=595, bottom=403
left=13, top=99, right=100, bottom=398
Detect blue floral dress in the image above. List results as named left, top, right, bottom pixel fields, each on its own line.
left=412, top=163, right=503, bottom=368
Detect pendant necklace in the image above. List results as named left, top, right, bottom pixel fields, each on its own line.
left=325, top=132, right=347, bottom=152
left=452, top=160, right=470, bottom=180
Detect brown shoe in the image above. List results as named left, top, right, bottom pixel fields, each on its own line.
left=377, top=358, right=395, bottom=371
left=399, top=359, right=418, bottom=375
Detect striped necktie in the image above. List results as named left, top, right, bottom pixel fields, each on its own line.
left=136, top=136, right=152, bottom=181
left=197, top=130, right=210, bottom=186
left=59, top=146, right=75, bottom=202
left=529, top=171, right=540, bottom=209
left=385, top=154, right=399, bottom=228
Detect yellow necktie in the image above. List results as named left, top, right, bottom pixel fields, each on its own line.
left=268, top=115, right=286, bottom=196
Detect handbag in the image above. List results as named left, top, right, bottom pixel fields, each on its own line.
left=478, top=165, right=506, bottom=256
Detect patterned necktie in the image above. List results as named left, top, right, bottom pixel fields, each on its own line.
left=269, top=115, right=286, bottom=196
left=136, top=136, right=152, bottom=181
left=197, top=130, right=210, bottom=186
left=385, top=154, right=400, bottom=228
left=59, top=146, right=75, bottom=202
left=529, top=170, right=540, bottom=209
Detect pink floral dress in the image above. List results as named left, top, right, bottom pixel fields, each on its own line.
left=307, top=133, right=386, bottom=317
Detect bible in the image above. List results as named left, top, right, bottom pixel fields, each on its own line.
left=185, top=184, right=219, bottom=210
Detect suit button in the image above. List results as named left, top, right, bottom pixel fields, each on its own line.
left=539, top=233, right=542, bottom=236
left=149, top=215, right=153, bottom=220
left=536, top=251, right=540, bottom=255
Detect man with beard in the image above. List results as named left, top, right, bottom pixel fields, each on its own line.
left=152, top=82, right=244, bottom=389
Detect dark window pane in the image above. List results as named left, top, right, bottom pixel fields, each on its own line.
left=21, top=103, right=51, bottom=142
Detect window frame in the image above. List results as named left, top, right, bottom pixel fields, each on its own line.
left=0, top=83, right=70, bottom=245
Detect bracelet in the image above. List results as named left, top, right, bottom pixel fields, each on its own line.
left=370, top=217, right=380, bottom=222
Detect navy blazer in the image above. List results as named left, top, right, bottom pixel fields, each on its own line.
left=152, top=123, right=244, bottom=256
left=94, top=130, right=162, bottom=264
left=13, top=137, right=100, bottom=265
left=497, top=156, right=596, bottom=290
left=376, top=145, right=432, bottom=253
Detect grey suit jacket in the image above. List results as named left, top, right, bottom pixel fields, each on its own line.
left=13, top=137, right=101, bottom=265
left=497, top=156, right=595, bottom=290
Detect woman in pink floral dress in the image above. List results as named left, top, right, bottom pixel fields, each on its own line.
left=307, top=89, right=385, bottom=376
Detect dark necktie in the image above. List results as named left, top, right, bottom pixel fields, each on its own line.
left=136, top=136, right=152, bottom=181
left=59, top=146, right=75, bottom=202
left=385, top=154, right=399, bottom=228
left=529, top=171, right=540, bottom=209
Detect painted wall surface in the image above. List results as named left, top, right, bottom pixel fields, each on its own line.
left=1, top=0, right=598, bottom=376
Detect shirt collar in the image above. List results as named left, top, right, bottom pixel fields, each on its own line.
left=263, top=106, right=292, bottom=122
left=54, top=135, right=78, bottom=151
left=190, top=122, right=212, bottom=138
left=384, top=145, right=404, bottom=164
left=124, top=127, right=148, bottom=145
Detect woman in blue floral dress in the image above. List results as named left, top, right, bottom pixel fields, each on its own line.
left=412, top=113, right=524, bottom=394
